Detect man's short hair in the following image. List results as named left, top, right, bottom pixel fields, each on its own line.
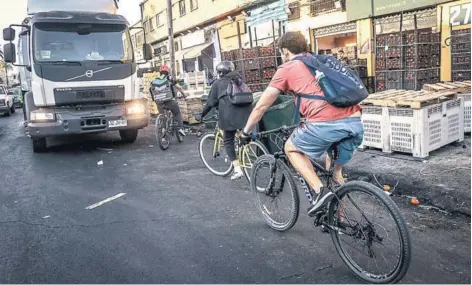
left=277, top=32, right=308, bottom=54
left=339, top=50, right=344, bottom=53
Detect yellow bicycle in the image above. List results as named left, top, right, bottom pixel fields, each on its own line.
left=198, top=114, right=268, bottom=180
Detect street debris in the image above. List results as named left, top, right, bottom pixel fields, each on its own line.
left=383, top=185, right=391, bottom=192
left=97, top=147, right=113, bottom=152
left=124, top=163, right=128, bottom=166
left=43, top=215, right=50, bottom=219
left=97, top=160, right=104, bottom=166
left=410, top=197, right=420, bottom=206
left=149, top=145, right=154, bottom=148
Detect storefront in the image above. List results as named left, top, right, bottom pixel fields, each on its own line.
left=314, top=22, right=358, bottom=61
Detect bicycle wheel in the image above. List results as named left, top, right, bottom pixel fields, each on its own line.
left=250, top=155, right=299, bottom=232
left=199, top=133, right=233, bottom=176
left=156, top=114, right=170, bottom=150
left=241, top=140, right=269, bottom=182
left=328, top=181, right=411, bottom=284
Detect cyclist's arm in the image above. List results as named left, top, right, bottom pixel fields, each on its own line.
left=201, top=82, right=219, bottom=118
left=243, top=86, right=281, bottom=134
left=174, top=83, right=186, bottom=97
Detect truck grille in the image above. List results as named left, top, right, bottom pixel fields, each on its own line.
left=54, top=86, right=125, bottom=106
left=0, top=100, right=5, bottom=106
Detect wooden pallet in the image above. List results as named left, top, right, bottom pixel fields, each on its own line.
left=362, top=89, right=457, bottom=109
left=422, top=81, right=471, bottom=94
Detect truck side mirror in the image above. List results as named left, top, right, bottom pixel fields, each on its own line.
left=3, top=43, right=16, bottom=63
left=143, top=43, right=153, bottom=61
left=3, top=27, right=15, bottom=41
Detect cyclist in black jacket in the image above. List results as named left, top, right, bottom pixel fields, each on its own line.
left=197, top=61, right=253, bottom=180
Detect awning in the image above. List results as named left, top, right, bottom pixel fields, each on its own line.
left=182, top=42, right=214, bottom=59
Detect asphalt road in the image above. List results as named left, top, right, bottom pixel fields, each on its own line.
left=0, top=110, right=470, bottom=284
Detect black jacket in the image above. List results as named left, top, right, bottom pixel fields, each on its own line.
left=201, top=72, right=253, bottom=131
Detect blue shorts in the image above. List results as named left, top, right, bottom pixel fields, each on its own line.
left=290, top=117, right=364, bottom=165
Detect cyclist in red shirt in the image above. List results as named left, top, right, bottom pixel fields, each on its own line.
left=240, top=32, right=364, bottom=215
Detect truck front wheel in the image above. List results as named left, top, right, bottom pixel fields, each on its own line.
left=32, top=138, right=47, bottom=153
left=120, top=129, right=138, bottom=143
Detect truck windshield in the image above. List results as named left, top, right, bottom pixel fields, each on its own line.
left=33, top=23, right=132, bottom=63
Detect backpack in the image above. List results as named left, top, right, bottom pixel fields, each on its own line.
left=150, top=77, right=175, bottom=103
left=292, top=53, right=368, bottom=123
left=222, top=77, right=253, bottom=106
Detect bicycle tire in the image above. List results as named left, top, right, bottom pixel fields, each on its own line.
left=242, top=141, right=269, bottom=182
left=250, top=155, right=300, bottom=232
left=199, top=133, right=233, bottom=177
left=156, top=114, right=170, bottom=150
left=328, top=181, right=411, bottom=284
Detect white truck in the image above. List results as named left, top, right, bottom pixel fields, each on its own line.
left=2, top=0, right=152, bottom=152
left=0, top=84, right=15, bottom=116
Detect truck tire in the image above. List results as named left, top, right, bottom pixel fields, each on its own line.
left=32, top=138, right=47, bottom=153
left=120, top=129, right=138, bottom=143
left=10, top=104, right=15, bottom=114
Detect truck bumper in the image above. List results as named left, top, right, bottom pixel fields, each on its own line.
left=0, top=105, right=10, bottom=113
left=27, top=100, right=149, bottom=139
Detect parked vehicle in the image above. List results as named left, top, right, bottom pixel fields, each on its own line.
left=0, top=84, right=15, bottom=116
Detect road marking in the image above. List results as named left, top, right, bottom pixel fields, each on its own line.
left=85, top=193, right=126, bottom=210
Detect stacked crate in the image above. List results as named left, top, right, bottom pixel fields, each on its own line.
left=451, top=28, right=471, bottom=82
left=375, top=29, right=441, bottom=91
left=360, top=89, right=464, bottom=158
left=177, top=94, right=204, bottom=125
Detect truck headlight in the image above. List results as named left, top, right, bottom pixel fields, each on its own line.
left=31, top=111, right=56, bottom=122
left=126, top=102, right=145, bottom=115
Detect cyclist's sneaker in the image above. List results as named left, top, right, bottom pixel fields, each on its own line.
left=178, top=128, right=186, bottom=137
left=231, top=169, right=244, bottom=180
left=307, top=187, right=334, bottom=216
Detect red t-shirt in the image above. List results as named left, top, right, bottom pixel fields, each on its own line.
left=269, top=60, right=361, bottom=122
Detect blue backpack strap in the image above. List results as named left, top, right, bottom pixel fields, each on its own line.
left=293, top=94, right=326, bottom=124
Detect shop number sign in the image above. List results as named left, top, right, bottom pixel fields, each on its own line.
left=450, top=3, right=472, bottom=26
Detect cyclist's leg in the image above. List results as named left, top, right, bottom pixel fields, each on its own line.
left=326, top=118, right=364, bottom=184
left=223, top=130, right=242, bottom=179
left=166, top=100, right=183, bottom=127
left=156, top=102, right=165, bottom=115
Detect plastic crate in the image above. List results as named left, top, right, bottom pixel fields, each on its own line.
left=360, top=98, right=464, bottom=158
left=458, top=94, right=471, bottom=133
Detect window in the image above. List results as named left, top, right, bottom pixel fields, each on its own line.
left=310, top=0, right=345, bottom=16
left=149, top=17, right=154, bottom=31
left=288, top=2, right=301, bottom=20
left=156, top=12, right=164, bottom=27
left=174, top=42, right=179, bottom=52
left=143, top=20, right=148, bottom=32
left=179, top=0, right=186, bottom=16
left=33, top=23, right=133, bottom=62
left=190, top=0, right=198, bottom=11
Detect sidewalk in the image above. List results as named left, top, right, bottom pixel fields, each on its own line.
left=344, top=136, right=471, bottom=216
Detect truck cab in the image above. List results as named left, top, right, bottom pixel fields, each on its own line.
left=2, top=0, right=152, bottom=152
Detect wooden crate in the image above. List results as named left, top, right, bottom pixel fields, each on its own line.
left=362, top=89, right=458, bottom=109
left=422, top=81, right=471, bottom=94
left=177, top=95, right=203, bottom=125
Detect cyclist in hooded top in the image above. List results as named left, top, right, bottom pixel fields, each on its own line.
left=197, top=61, right=253, bottom=180
left=239, top=32, right=364, bottom=215
left=151, top=65, right=186, bottom=137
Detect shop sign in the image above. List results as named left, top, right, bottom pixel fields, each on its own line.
left=347, top=0, right=451, bottom=21
left=450, top=2, right=472, bottom=26
left=314, top=22, right=357, bottom=37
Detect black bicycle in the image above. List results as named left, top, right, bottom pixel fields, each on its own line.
left=250, top=125, right=411, bottom=284
left=155, top=105, right=183, bottom=150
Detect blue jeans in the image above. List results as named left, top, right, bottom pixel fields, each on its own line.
left=290, top=117, right=364, bottom=165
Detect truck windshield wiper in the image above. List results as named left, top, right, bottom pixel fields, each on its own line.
left=96, top=60, right=125, bottom=65
left=41, top=61, right=82, bottom=66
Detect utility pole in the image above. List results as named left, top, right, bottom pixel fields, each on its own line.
left=166, top=0, right=176, bottom=78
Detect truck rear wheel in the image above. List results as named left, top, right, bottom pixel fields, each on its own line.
left=32, top=138, right=47, bottom=153
left=5, top=104, right=11, bottom=117
left=120, top=129, right=138, bottom=143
